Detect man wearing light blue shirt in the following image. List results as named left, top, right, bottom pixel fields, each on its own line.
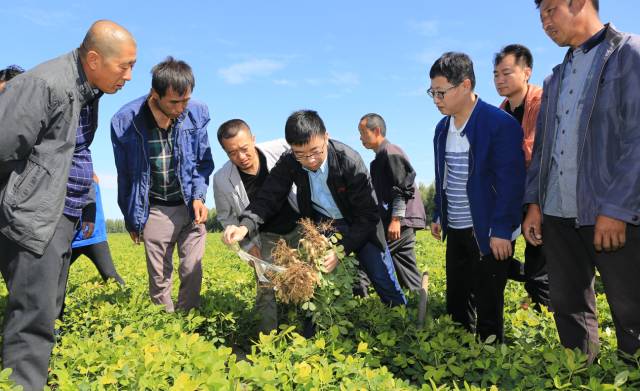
left=223, top=110, right=406, bottom=307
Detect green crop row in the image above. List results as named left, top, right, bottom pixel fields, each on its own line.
left=0, top=232, right=637, bottom=390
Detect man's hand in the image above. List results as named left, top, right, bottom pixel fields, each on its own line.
left=193, top=199, right=208, bottom=224
left=490, top=237, right=512, bottom=261
left=323, top=250, right=339, bottom=273
left=81, top=221, right=95, bottom=239
left=223, top=225, right=249, bottom=245
left=387, top=217, right=401, bottom=242
left=430, top=222, right=442, bottom=241
left=594, top=215, right=626, bottom=252
left=523, top=204, right=543, bottom=246
left=129, top=231, right=142, bottom=245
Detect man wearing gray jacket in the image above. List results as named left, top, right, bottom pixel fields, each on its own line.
left=214, top=119, right=299, bottom=333
left=0, top=20, right=136, bottom=388
left=525, top=0, right=640, bottom=363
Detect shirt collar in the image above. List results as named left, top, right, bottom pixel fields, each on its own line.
left=375, top=139, right=389, bottom=155
left=572, top=24, right=608, bottom=55
left=74, top=49, right=102, bottom=106
left=303, top=155, right=328, bottom=174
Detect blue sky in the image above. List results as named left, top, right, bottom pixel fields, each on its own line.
left=2, top=1, right=637, bottom=219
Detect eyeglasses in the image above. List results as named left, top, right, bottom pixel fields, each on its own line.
left=427, top=84, right=459, bottom=100
left=293, top=139, right=327, bottom=162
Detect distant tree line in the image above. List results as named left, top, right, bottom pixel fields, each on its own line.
left=418, top=182, right=436, bottom=222
left=106, top=208, right=225, bottom=233
left=105, top=186, right=436, bottom=234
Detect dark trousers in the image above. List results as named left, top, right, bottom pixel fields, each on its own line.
left=0, top=215, right=77, bottom=390
left=508, top=212, right=551, bottom=309
left=543, top=215, right=640, bottom=362
left=388, top=227, right=422, bottom=291
left=508, top=242, right=551, bottom=308
left=59, top=241, right=125, bottom=321
left=446, top=228, right=509, bottom=342
left=70, top=241, right=124, bottom=285
left=330, top=219, right=406, bottom=306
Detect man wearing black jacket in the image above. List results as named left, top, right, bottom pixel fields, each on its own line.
left=223, top=110, right=406, bottom=306
left=358, top=113, right=427, bottom=291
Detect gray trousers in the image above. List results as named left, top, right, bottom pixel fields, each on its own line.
left=543, top=215, right=640, bottom=362
left=143, top=204, right=205, bottom=312
left=255, top=228, right=300, bottom=334
left=0, top=214, right=77, bottom=390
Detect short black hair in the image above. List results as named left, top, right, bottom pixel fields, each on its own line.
left=217, top=119, right=251, bottom=146
left=535, top=0, right=599, bottom=12
left=0, top=65, right=25, bottom=82
left=429, top=52, right=476, bottom=90
left=285, top=110, right=327, bottom=146
left=360, top=113, right=387, bottom=137
left=494, top=44, right=534, bottom=69
left=151, top=56, right=195, bottom=98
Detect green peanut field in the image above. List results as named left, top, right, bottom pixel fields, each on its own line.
left=0, top=232, right=638, bottom=390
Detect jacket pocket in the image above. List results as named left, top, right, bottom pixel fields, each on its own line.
left=6, top=155, right=53, bottom=208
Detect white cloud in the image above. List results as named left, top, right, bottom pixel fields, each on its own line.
left=10, top=7, right=75, bottom=27
left=329, top=71, right=359, bottom=87
left=409, top=20, right=440, bottom=37
left=273, top=79, right=296, bottom=86
left=218, top=59, right=285, bottom=84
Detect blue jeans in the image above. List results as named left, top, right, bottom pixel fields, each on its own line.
left=332, top=219, right=406, bottom=306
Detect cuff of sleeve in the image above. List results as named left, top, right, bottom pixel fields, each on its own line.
left=193, top=188, right=207, bottom=203
left=391, top=197, right=407, bottom=218
left=523, top=191, right=539, bottom=206
left=599, top=203, right=640, bottom=225
left=490, top=226, right=513, bottom=240
left=240, top=216, right=258, bottom=236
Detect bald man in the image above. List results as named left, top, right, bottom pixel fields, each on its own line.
left=0, top=20, right=136, bottom=388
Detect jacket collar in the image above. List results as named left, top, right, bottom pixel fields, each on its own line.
left=73, top=49, right=102, bottom=106
left=577, top=24, right=608, bottom=53
left=375, top=139, right=390, bottom=155
left=563, top=23, right=623, bottom=64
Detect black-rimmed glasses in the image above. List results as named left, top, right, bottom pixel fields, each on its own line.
left=427, top=84, right=459, bottom=100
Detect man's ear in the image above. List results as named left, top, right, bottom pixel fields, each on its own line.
left=525, top=67, right=533, bottom=83
left=149, top=88, right=160, bottom=101
left=569, top=0, right=588, bottom=15
left=86, top=50, right=100, bottom=71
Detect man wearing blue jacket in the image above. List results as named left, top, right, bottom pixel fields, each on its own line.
left=111, top=57, right=214, bottom=312
left=429, top=52, right=525, bottom=343
left=524, top=0, right=640, bottom=363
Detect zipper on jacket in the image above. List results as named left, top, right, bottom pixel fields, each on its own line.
left=435, top=122, right=446, bottom=237
left=537, top=66, right=562, bottom=212
left=172, top=120, right=189, bottom=210
left=132, top=120, right=149, bottom=236
left=575, top=47, right=613, bottom=227
left=466, top=146, right=482, bottom=253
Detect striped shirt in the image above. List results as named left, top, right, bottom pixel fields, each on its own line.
left=63, top=103, right=96, bottom=217
left=445, top=118, right=473, bottom=229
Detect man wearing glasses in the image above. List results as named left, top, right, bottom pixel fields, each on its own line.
left=214, top=119, right=299, bottom=334
left=429, top=52, right=525, bottom=343
left=223, top=110, right=406, bottom=308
